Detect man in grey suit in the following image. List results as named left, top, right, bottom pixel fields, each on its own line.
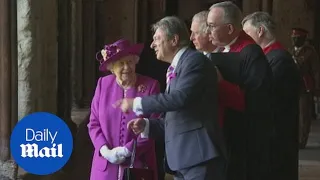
left=116, top=16, right=226, bottom=180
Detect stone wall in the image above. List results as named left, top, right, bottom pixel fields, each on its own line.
left=0, top=161, right=17, bottom=180
left=272, top=0, right=315, bottom=49
left=17, top=0, right=58, bottom=120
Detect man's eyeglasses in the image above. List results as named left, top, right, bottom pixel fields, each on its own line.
left=206, top=23, right=230, bottom=32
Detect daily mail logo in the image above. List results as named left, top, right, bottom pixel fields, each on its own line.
left=10, top=112, right=73, bottom=175
left=20, top=128, right=63, bottom=158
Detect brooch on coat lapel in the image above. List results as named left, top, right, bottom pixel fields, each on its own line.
left=137, top=84, right=147, bottom=93
left=168, top=72, right=177, bottom=82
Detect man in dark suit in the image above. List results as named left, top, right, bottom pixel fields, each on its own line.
left=115, top=16, right=226, bottom=180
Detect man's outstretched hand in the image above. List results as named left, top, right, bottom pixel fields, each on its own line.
left=127, top=118, right=146, bottom=135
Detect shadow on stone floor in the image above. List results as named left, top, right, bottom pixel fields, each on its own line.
left=299, top=120, right=320, bottom=180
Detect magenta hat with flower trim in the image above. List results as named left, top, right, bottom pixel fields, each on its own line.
left=96, top=39, right=144, bottom=71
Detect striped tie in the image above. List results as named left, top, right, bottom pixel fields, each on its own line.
left=166, top=65, right=175, bottom=85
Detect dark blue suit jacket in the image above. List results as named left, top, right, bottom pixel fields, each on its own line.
left=141, top=48, right=227, bottom=171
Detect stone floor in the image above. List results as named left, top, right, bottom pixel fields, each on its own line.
left=299, top=119, right=320, bottom=180
left=16, top=108, right=320, bottom=179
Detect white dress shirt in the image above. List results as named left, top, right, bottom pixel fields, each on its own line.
left=203, top=51, right=209, bottom=57
left=133, top=47, right=188, bottom=138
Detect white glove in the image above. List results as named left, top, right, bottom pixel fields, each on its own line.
left=99, top=145, right=126, bottom=164
left=113, top=146, right=131, bottom=158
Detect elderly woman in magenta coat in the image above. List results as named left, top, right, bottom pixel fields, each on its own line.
left=88, top=39, right=159, bottom=180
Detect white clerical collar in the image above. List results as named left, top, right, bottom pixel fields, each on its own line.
left=264, top=39, right=276, bottom=49
left=223, top=36, right=238, bottom=52
left=212, top=47, right=220, bottom=53
left=171, top=47, right=187, bottom=70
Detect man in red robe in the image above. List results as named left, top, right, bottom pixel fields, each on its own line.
left=242, top=12, right=301, bottom=180
left=207, top=2, right=274, bottom=180
left=190, top=10, right=245, bottom=128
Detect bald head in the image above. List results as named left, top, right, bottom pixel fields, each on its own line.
left=207, top=1, right=242, bottom=46
left=209, top=1, right=243, bottom=29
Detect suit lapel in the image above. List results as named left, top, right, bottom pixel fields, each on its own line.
left=167, top=48, right=190, bottom=93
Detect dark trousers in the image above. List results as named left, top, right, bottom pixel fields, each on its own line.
left=173, top=157, right=226, bottom=180
left=155, top=140, right=165, bottom=180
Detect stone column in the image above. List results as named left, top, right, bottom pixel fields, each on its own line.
left=314, top=0, right=320, bottom=51
left=17, top=0, right=77, bottom=177
left=71, top=0, right=84, bottom=109
left=17, top=0, right=33, bottom=121
left=57, top=0, right=78, bottom=174
left=81, top=0, right=96, bottom=107
left=17, top=0, right=58, bottom=118
left=0, top=0, right=18, bottom=179
left=57, top=0, right=76, bottom=124
left=71, top=0, right=96, bottom=108
left=136, top=0, right=149, bottom=42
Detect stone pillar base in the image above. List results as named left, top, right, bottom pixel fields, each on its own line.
left=0, top=160, right=17, bottom=180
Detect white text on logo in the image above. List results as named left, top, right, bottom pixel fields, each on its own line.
left=20, top=128, right=63, bottom=158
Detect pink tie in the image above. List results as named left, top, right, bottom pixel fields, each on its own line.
left=166, top=65, right=175, bottom=85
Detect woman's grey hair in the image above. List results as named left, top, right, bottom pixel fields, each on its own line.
left=209, top=1, right=243, bottom=28
left=151, top=16, right=190, bottom=47
left=192, top=11, right=209, bottom=33
left=242, top=12, right=276, bottom=39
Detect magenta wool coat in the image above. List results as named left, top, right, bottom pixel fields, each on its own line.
left=88, top=74, right=160, bottom=180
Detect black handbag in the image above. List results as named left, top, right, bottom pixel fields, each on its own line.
left=123, top=139, right=154, bottom=180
